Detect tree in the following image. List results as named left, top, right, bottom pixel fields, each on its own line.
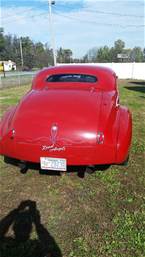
left=0, top=28, right=5, bottom=58
left=64, top=49, right=73, bottom=63
left=57, top=47, right=64, bottom=63
left=110, top=39, right=125, bottom=62
left=0, top=31, right=73, bottom=69
left=143, top=48, right=145, bottom=62
left=34, top=42, right=46, bottom=68
left=96, top=46, right=111, bottom=62
left=114, top=39, right=125, bottom=52
left=57, top=48, right=73, bottom=63
left=130, top=47, right=144, bottom=62
left=83, top=39, right=126, bottom=63
left=82, top=47, right=98, bottom=62
left=1, top=34, right=15, bottom=61
left=20, top=37, right=35, bottom=69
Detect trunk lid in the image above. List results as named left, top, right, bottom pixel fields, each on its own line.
left=11, top=87, right=102, bottom=147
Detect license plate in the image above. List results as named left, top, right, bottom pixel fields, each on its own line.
left=40, top=157, right=67, bottom=171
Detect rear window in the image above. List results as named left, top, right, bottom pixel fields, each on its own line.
left=46, top=74, right=97, bottom=83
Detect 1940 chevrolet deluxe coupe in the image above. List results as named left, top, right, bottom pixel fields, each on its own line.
left=0, top=65, right=132, bottom=174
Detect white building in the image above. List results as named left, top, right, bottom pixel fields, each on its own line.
left=0, top=60, right=16, bottom=71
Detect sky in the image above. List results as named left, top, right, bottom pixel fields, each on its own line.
left=1, top=0, right=145, bottom=58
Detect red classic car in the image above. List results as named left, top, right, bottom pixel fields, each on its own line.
left=0, top=65, right=132, bottom=175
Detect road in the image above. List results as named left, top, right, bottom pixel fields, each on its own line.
left=0, top=71, right=38, bottom=78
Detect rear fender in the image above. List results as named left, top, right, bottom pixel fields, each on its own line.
left=116, top=106, right=132, bottom=163
left=0, top=106, right=17, bottom=138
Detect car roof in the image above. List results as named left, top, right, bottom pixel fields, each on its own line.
left=32, top=65, right=117, bottom=91
left=43, top=64, right=114, bottom=75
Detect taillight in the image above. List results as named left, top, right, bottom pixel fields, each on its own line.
left=9, top=129, right=16, bottom=139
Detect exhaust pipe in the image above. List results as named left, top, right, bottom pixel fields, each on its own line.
left=19, top=161, right=28, bottom=174
left=85, top=165, right=95, bottom=174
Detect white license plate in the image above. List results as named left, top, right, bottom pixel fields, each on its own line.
left=40, top=157, right=67, bottom=171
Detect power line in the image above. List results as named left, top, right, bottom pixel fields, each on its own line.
left=54, top=11, right=145, bottom=28
left=2, top=7, right=37, bottom=21
left=2, top=1, right=50, bottom=21
left=2, top=3, right=144, bottom=23
left=82, top=8, right=144, bottom=19
left=2, top=11, right=48, bottom=25
left=2, top=7, right=145, bottom=28
left=55, top=4, right=144, bottom=18
left=81, top=8, right=144, bottom=19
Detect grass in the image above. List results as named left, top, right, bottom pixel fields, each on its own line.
left=0, top=85, right=31, bottom=116
left=0, top=80, right=145, bottom=257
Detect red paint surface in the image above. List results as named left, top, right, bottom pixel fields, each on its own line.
left=0, top=65, right=132, bottom=166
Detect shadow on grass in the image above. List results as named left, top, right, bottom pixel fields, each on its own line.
left=0, top=200, right=62, bottom=257
left=4, top=156, right=110, bottom=178
left=129, top=81, right=145, bottom=86
left=125, top=85, right=145, bottom=94
left=125, top=81, right=145, bottom=94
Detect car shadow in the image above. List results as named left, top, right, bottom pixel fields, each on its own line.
left=129, top=81, right=145, bottom=86
left=125, top=81, right=145, bottom=94
left=4, top=157, right=110, bottom=178
left=0, top=200, right=62, bottom=257
left=4, top=157, right=86, bottom=177
left=22, top=162, right=86, bottom=177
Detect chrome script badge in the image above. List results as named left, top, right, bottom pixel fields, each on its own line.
left=41, top=124, right=66, bottom=152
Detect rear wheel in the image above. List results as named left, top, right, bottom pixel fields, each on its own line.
left=120, top=155, right=129, bottom=166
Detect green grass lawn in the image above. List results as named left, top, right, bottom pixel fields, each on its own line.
left=0, top=80, right=145, bottom=257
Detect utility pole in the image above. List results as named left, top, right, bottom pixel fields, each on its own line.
left=19, top=38, right=24, bottom=70
left=48, top=0, right=57, bottom=66
left=2, top=62, right=6, bottom=78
